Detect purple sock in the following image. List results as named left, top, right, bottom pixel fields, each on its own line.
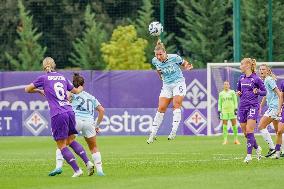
left=61, top=147, right=80, bottom=172
left=253, top=134, right=258, bottom=149
left=275, top=144, right=281, bottom=151
left=246, top=133, right=254, bottom=154
left=69, top=141, right=89, bottom=164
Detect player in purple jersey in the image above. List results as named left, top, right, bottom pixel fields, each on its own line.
left=25, top=57, right=94, bottom=177
left=49, top=73, right=105, bottom=176
left=272, top=80, right=284, bottom=159
left=236, top=58, right=266, bottom=163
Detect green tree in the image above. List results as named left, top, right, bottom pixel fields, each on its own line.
left=271, top=0, right=284, bottom=61
left=0, top=0, right=19, bottom=70
left=69, top=5, right=108, bottom=70
left=5, top=0, right=46, bottom=71
left=176, top=0, right=232, bottom=67
left=101, top=25, right=151, bottom=70
left=134, top=0, right=176, bottom=63
left=241, top=0, right=268, bottom=61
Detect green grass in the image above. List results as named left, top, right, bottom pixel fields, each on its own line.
left=0, top=136, right=282, bottom=189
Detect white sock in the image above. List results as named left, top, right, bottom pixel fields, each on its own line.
left=92, top=152, right=103, bottom=173
left=260, top=128, right=275, bottom=149
left=246, top=154, right=252, bottom=158
left=152, top=111, right=165, bottom=134
left=56, top=148, right=64, bottom=169
left=172, top=109, right=181, bottom=132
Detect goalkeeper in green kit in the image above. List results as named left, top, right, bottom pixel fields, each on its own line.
left=218, top=81, right=240, bottom=145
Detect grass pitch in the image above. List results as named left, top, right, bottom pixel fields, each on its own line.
left=0, top=136, right=282, bottom=189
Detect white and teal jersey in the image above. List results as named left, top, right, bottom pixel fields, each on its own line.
left=152, top=54, right=185, bottom=84
left=264, top=76, right=278, bottom=109
left=71, top=91, right=101, bottom=120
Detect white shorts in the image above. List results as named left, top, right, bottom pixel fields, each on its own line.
left=75, top=117, right=96, bottom=138
left=264, top=108, right=279, bottom=120
left=159, top=81, right=186, bottom=98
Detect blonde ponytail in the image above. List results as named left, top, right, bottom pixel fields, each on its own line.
left=42, top=57, right=56, bottom=72
left=260, top=64, right=277, bottom=80
left=154, top=39, right=166, bottom=52
left=251, top=58, right=256, bottom=73
left=241, top=58, right=257, bottom=73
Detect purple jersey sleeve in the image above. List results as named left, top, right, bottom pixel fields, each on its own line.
left=32, top=75, right=45, bottom=88
left=255, top=76, right=266, bottom=96
left=281, top=81, right=284, bottom=92
left=66, top=79, right=74, bottom=91
left=237, top=76, right=242, bottom=92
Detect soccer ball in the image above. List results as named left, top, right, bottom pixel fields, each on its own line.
left=148, top=21, right=163, bottom=36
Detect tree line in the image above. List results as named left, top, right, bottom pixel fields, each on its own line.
left=1, top=0, right=284, bottom=71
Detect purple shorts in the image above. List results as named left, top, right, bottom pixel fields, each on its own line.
left=238, top=105, right=258, bottom=123
left=51, top=111, right=78, bottom=141
left=280, top=109, right=284, bottom=123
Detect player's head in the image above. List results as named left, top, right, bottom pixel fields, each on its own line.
left=240, top=58, right=256, bottom=74
left=223, top=81, right=230, bottom=90
left=73, top=73, right=85, bottom=87
left=42, top=57, right=56, bottom=72
left=154, top=39, right=167, bottom=62
left=259, top=64, right=277, bottom=80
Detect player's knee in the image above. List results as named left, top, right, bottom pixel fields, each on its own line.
left=92, top=146, right=99, bottom=153
left=277, top=130, right=283, bottom=135
left=158, top=107, right=167, bottom=112
left=173, top=102, right=182, bottom=109
left=258, top=124, right=266, bottom=130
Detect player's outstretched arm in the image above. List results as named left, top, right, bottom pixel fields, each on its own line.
left=259, top=96, right=266, bottom=115
left=25, top=83, right=44, bottom=96
left=156, top=70, right=162, bottom=80
left=181, top=60, right=193, bottom=70
left=95, top=105, right=105, bottom=127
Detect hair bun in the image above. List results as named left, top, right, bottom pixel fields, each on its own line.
left=73, top=73, right=80, bottom=77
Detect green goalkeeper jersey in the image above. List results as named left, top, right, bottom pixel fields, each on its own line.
left=218, top=89, right=238, bottom=113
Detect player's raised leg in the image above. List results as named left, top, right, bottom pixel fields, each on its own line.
left=67, top=132, right=94, bottom=176
left=244, top=119, right=262, bottom=163
left=147, top=97, right=170, bottom=144
left=56, top=137, right=83, bottom=177
left=168, top=91, right=184, bottom=140
left=272, top=123, right=284, bottom=159
left=258, top=116, right=275, bottom=157
left=168, top=81, right=187, bottom=140
left=85, top=136, right=105, bottom=176
left=48, top=148, right=64, bottom=176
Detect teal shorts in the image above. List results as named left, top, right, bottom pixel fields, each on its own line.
left=221, top=112, right=236, bottom=120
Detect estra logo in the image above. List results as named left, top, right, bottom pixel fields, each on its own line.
left=99, top=111, right=153, bottom=133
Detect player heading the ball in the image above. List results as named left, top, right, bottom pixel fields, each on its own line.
left=147, top=39, right=193, bottom=144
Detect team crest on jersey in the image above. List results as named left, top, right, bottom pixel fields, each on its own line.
left=182, top=79, right=216, bottom=109
left=184, top=110, right=207, bottom=135
left=24, top=111, right=48, bottom=136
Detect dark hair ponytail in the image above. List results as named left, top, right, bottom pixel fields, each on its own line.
left=73, top=73, right=84, bottom=88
